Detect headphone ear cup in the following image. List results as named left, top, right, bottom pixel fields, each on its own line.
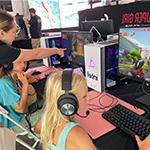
left=3, top=64, right=13, bottom=71
left=58, top=93, right=79, bottom=116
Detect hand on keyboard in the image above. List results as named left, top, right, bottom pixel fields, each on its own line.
left=102, top=104, right=150, bottom=140
left=136, top=135, right=150, bottom=150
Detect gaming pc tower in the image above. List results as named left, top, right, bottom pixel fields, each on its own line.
left=84, top=40, right=118, bottom=92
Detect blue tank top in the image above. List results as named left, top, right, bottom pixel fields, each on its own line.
left=0, top=76, right=23, bottom=127
left=50, top=121, right=78, bottom=150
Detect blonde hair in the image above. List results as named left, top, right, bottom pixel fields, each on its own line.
left=0, top=10, right=14, bottom=32
left=41, top=71, right=86, bottom=150
left=0, top=65, right=13, bottom=78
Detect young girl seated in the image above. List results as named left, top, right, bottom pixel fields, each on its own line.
left=34, top=69, right=99, bottom=150
left=34, top=69, right=150, bottom=150
left=0, top=61, right=38, bottom=128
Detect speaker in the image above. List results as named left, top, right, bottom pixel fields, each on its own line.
left=3, top=63, right=13, bottom=71
left=57, top=69, right=79, bottom=116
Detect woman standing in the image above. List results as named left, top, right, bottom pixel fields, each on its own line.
left=0, top=10, right=65, bottom=64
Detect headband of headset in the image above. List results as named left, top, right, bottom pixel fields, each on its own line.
left=57, top=69, right=79, bottom=116
left=62, top=69, right=73, bottom=92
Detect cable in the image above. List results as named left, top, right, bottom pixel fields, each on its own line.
left=24, top=113, right=35, bottom=135
left=87, top=92, right=118, bottom=114
left=88, top=92, right=103, bottom=101
left=76, top=110, right=90, bottom=118
left=98, top=93, right=118, bottom=109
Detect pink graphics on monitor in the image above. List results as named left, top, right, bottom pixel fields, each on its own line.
left=75, top=90, right=145, bottom=139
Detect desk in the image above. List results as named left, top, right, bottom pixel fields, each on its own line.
left=92, top=81, right=150, bottom=150
left=29, top=66, right=150, bottom=150
left=75, top=91, right=144, bottom=139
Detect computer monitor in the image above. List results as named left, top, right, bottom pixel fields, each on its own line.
left=118, top=26, right=150, bottom=82
left=81, top=19, right=114, bottom=42
left=61, top=31, right=93, bottom=66
left=48, top=37, right=62, bottom=66
left=118, top=26, right=150, bottom=107
left=42, top=36, right=71, bottom=67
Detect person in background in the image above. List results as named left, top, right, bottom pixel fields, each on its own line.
left=34, top=70, right=150, bottom=150
left=0, top=61, right=39, bottom=128
left=23, top=8, right=42, bottom=48
left=0, top=10, right=65, bottom=65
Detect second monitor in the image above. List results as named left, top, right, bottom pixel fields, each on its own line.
left=42, top=31, right=93, bottom=67
left=81, top=19, right=114, bottom=42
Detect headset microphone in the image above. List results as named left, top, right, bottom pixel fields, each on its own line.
left=76, top=110, right=90, bottom=118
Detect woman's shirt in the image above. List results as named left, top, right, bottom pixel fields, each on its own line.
left=0, top=75, right=23, bottom=127
left=0, top=41, right=20, bottom=64
left=50, top=121, right=78, bottom=150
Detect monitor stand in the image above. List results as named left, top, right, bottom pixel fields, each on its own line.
left=135, top=95, right=150, bottom=107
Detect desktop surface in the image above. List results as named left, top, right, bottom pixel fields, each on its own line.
left=136, top=95, right=150, bottom=107
left=26, top=64, right=150, bottom=150
left=75, top=90, right=145, bottom=139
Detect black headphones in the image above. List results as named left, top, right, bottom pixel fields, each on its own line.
left=57, top=69, right=79, bottom=116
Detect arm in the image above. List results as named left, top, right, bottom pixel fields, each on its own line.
left=23, top=17, right=31, bottom=28
left=13, top=48, right=65, bottom=63
left=67, top=125, right=96, bottom=150
left=13, top=72, right=29, bottom=113
left=34, top=118, right=41, bottom=134
left=0, top=122, right=3, bottom=127
left=136, top=135, right=150, bottom=150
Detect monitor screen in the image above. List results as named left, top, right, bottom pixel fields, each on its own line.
left=62, top=31, right=93, bottom=56
left=118, top=26, right=150, bottom=82
left=46, top=37, right=71, bottom=66
left=61, top=31, right=93, bottom=66
left=105, top=44, right=119, bottom=75
left=47, top=37, right=61, bottom=66
left=28, top=0, right=89, bottom=30
left=81, top=19, right=114, bottom=41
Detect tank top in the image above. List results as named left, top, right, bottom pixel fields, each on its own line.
left=50, top=121, right=78, bottom=150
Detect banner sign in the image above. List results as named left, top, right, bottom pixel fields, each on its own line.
left=79, top=1, right=150, bottom=32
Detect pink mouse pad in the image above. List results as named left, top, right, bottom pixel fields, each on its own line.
left=75, top=90, right=145, bottom=139
left=26, top=66, right=60, bottom=79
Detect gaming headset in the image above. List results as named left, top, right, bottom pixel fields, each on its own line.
left=57, top=69, right=79, bottom=116
left=3, top=63, right=13, bottom=71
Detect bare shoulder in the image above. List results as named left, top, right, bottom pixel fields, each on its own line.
left=67, top=125, right=96, bottom=150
